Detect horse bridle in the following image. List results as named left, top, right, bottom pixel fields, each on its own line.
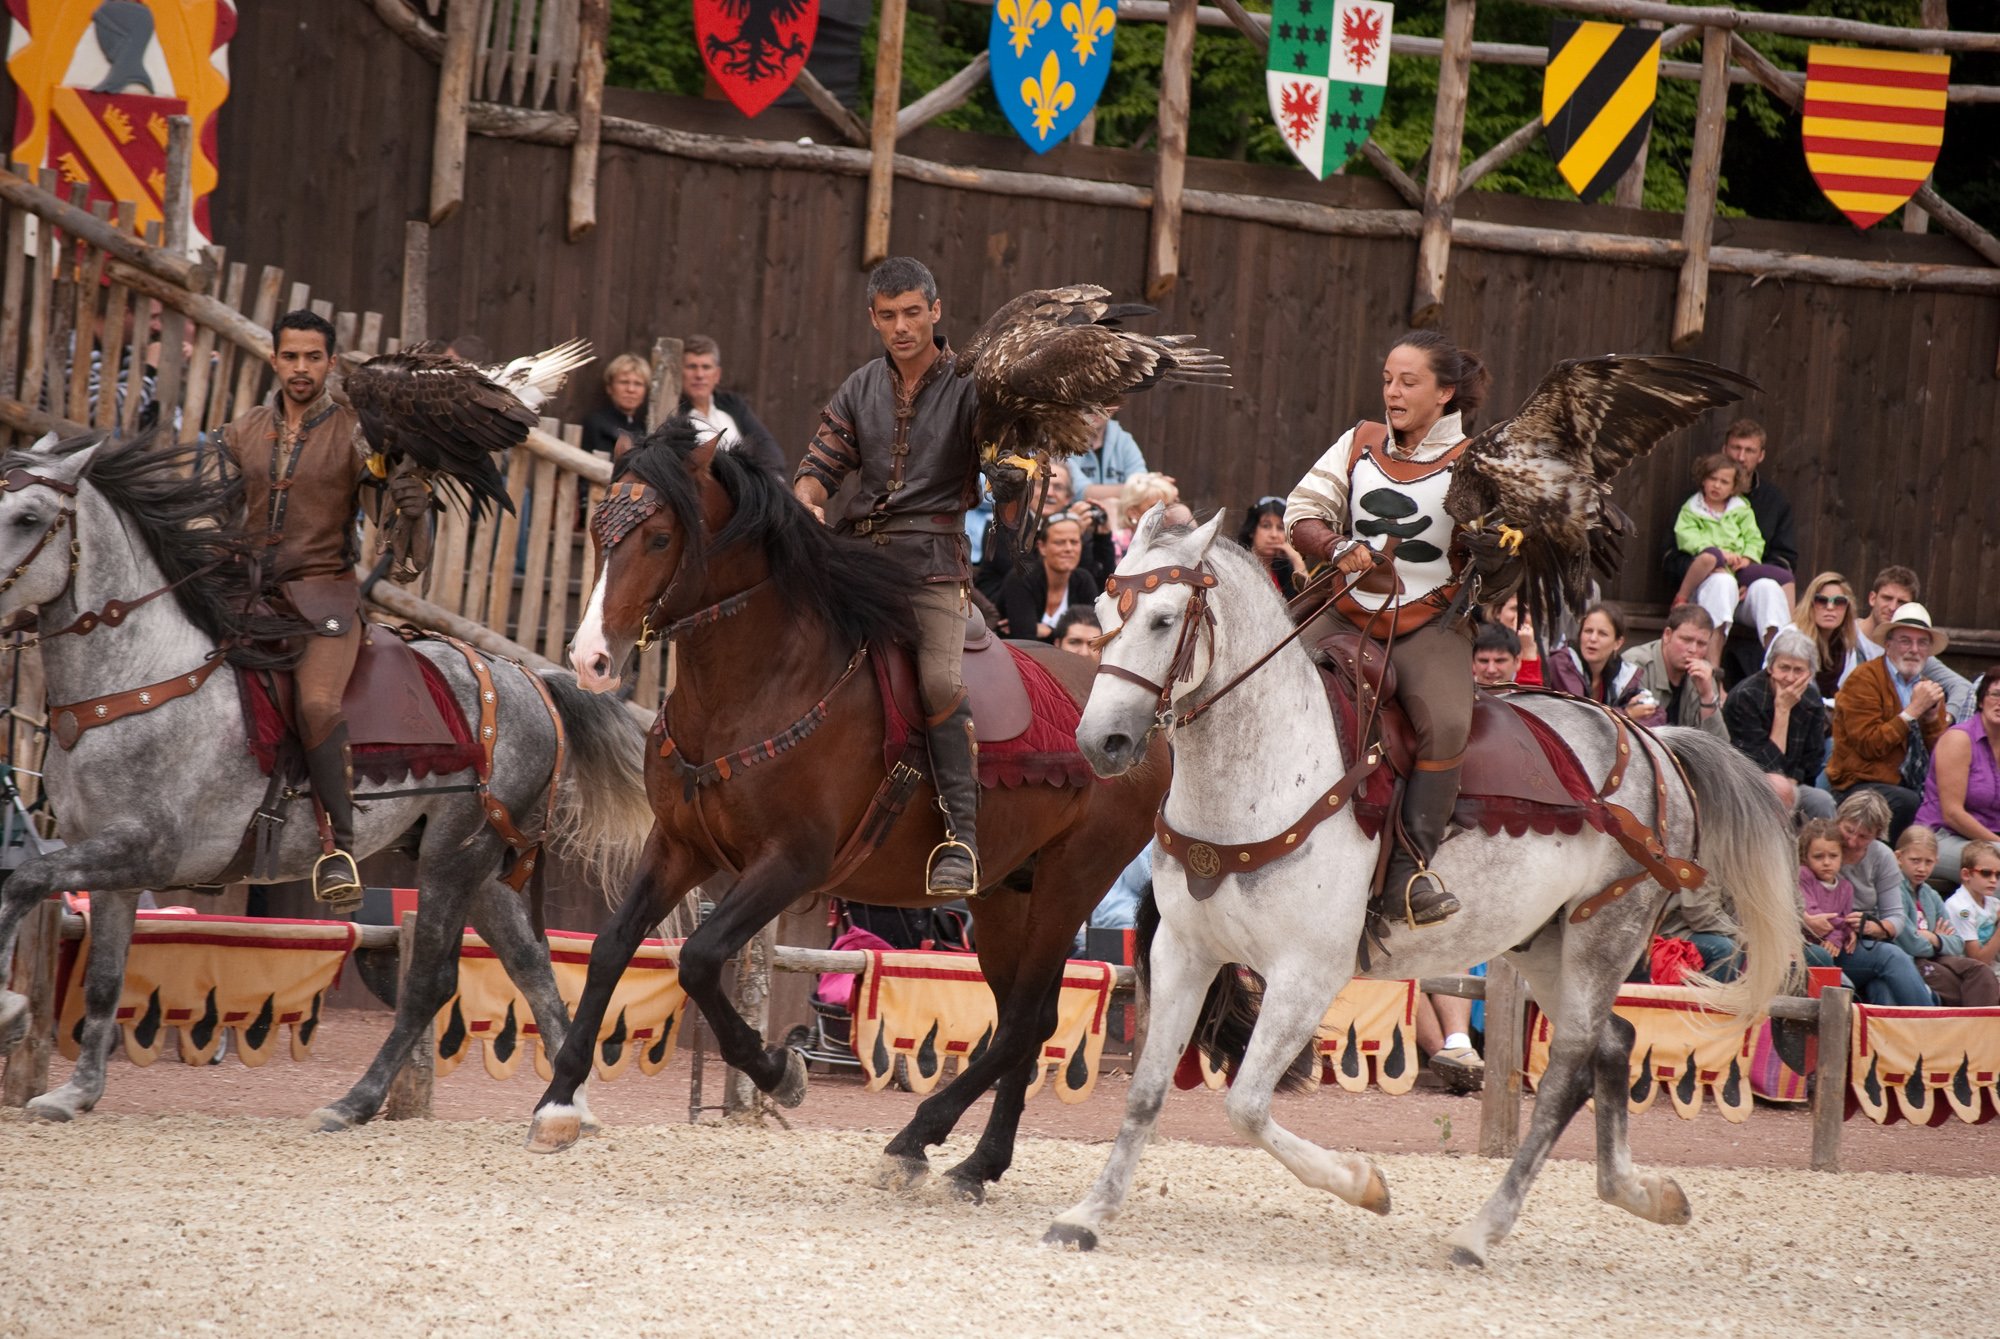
left=1093, top=564, right=1220, bottom=737
left=0, top=468, right=81, bottom=643
left=590, top=478, right=768, bottom=651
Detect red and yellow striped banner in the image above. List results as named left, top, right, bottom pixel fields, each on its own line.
left=1802, top=44, right=1949, bottom=230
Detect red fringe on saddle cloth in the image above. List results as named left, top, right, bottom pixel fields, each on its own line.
left=237, top=658, right=482, bottom=785
left=876, top=646, right=1092, bottom=789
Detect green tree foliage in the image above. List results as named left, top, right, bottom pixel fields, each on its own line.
left=607, top=0, right=1998, bottom=229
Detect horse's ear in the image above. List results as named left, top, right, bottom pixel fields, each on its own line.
left=26, top=432, right=60, bottom=455
left=38, top=437, right=105, bottom=485
left=1190, top=506, right=1227, bottom=559
left=687, top=435, right=719, bottom=475
left=1125, top=502, right=1166, bottom=561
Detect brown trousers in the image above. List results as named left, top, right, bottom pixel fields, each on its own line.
left=294, top=623, right=360, bottom=749
left=1315, top=610, right=1474, bottom=762
left=911, top=581, right=969, bottom=723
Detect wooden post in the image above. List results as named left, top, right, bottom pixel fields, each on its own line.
left=1477, top=959, right=1524, bottom=1158
left=1671, top=25, right=1729, bottom=351
left=152, top=116, right=194, bottom=420
left=863, top=0, right=908, bottom=270
left=431, top=0, right=478, bottom=226
left=1809, top=985, right=1852, bottom=1173
left=1, top=898, right=62, bottom=1107
left=1410, top=0, right=1476, bottom=327
left=384, top=911, right=436, bottom=1120
left=646, top=335, right=684, bottom=430
left=400, top=221, right=430, bottom=346
left=1148, top=0, right=1197, bottom=299
left=723, top=923, right=777, bottom=1121
left=568, top=0, right=610, bottom=240
left=1613, top=21, right=1661, bottom=208
left=1902, top=0, right=1949, bottom=234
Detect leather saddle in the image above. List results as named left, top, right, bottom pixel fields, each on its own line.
left=1315, top=631, right=1580, bottom=814
left=881, top=604, right=1033, bottom=744
left=258, top=623, right=458, bottom=750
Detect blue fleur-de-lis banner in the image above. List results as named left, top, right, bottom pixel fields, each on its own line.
left=990, top=0, right=1117, bottom=153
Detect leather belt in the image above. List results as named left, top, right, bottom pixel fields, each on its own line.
left=851, top=513, right=963, bottom=538
left=50, top=652, right=227, bottom=749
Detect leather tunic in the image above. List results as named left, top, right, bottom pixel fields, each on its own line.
left=222, top=394, right=365, bottom=587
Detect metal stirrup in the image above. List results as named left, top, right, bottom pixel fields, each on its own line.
left=312, top=849, right=362, bottom=903
left=1401, top=866, right=1452, bottom=930
left=924, top=796, right=979, bottom=898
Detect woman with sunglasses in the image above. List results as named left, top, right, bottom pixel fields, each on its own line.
left=1236, top=496, right=1308, bottom=594
left=1791, top=571, right=1863, bottom=701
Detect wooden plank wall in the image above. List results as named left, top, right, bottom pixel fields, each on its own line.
left=209, top=1, right=2000, bottom=633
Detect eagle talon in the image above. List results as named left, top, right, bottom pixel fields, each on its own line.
left=1496, top=523, right=1526, bottom=556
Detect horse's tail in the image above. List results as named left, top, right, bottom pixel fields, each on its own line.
left=1134, top=889, right=1317, bottom=1094
left=1657, top=727, right=1803, bottom=1022
left=540, top=669, right=653, bottom=899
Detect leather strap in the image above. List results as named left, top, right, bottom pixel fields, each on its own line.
left=657, top=645, right=870, bottom=796
left=435, top=635, right=563, bottom=891
left=1156, top=747, right=1384, bottom=901
left=50, top=652, right=226, bottom=749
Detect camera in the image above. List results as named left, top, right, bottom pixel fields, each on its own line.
left=1084, top=502, right=1108, bottom=530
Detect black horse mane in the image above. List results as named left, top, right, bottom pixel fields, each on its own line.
left=3, top=429, right=305, bottom=669
left=620, top=417, right=919, bottom=650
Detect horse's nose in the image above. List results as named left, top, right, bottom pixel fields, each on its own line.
left=584, top=651, right=611, bottom=681
left=1090, top=731, right=1133, bottom=775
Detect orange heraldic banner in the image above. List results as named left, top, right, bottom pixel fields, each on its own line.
left=1802, top=43, right=1949, bottom=230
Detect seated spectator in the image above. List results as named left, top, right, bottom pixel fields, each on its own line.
left=1892, top=827, right=2000, bottom=1006
left=1720, top=418, right=1799, bottom=642
left=979, top=460, right=1115, bottom=599
left=1070, top=412, right=1151, bottom=504
left=1792, top=571, right=1863, bottom=701
left=1913, top=668, right=2000, bottom=889
left=1722, top=626, right=1835, bottom=819
left=1623, top=605, right=1727, bottom=737
left=995, top=514, right=1100, bottom=643
left=1544, top=603, right=1648, bottom=711
left=1941, top=839, right=2000, bottom=969
left=1053, top=608, right=1103, bottom=660
left=1827, top=793, right=1934, bottom=1004
left=677, top=335, right=784, bottom=477
left=1237, top=498, right=1307, bottom=595
left=1417, top=992, right=1483, bottom=1093
left=1669, top=452, right=1793, bottom=665
left=1488, top=594, right=1542, bottom=685
left=1829, top=602, right=1951, bottom=840
left=1472, top=623, right=1524, bottom=688
left=1089, top=841, right=1154, bottom=931
left=1852, top=565, right=1973, bottom=721
left=1114, top=472, right=1180, bottom=556
left=1655, top=878, right=1743, bottom=983
left=581, top=353, right=650, bottom=457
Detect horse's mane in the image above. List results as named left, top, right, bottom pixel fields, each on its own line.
left=621, top=417, right=919, bottom=650
left=3, top=429, right=304, bottom=668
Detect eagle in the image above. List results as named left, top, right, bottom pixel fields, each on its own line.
left=341, top=338, right=594, bottom=523
left=1441, top=355, right=1759, bottom=634
left=955, top=285, right=1229, bottom=472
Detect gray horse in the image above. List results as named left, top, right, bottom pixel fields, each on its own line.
left=0, top=431, right=652, bottom=1127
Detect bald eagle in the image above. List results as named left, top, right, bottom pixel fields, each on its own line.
left=955, top=285, right=1228, bottom=470
left=341, top=339, right=594, bottom=523
left=1442, top=354, right=1759, bottom=633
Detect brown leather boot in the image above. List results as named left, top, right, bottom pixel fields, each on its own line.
left=923, top=701, right=981, bottom=897
left=304, top=723, right=363, bottom=912
left=1383, top=765, right=1462, bottom=928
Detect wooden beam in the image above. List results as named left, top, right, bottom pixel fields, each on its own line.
left=430, top=0, right=478, bottom=226
left=1410, top=0, right=1475, bottom=327
left=1361, top=142, right=1423, bottom=210
left=795, top=68, right=870, bottom=147
left=863, top=0, right=908, bottom=269
left=1911, top=183, right=2000, bottom=269
left=1533, top=0, right=2000, bottom=52
left=400, top=220, right=430, bottom=345
left=1456, top=115, right=1541, bottom=197
left=1210, top=0, right=1265, bottom=49
left=1672, top=25, right=1730, bottom=351
left=895, top=53, right=991, bottom=139
left=0, top=170, right=212, bottom=298
left=102, top=258, right=273, bottom=358
left=524, top=422, right=613, bottom=482
left=151, top=117, right=194, bottom=422
left=567, top=0, right=610, bottom=240
left=1148, top=0, right=1197, bottom=299
left=1810, top=985, right=1852, bottom=1172
left=364, top=0, right=446, bottom=60
left=1904, top=0, right=1948, bottom=235
left=646, top=335, right=684, bottom=432
left=1477, top=958, right=1524, bottom=1158
left=0, top=899, right=61, bottom=1107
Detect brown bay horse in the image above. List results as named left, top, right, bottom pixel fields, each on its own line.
left=532, top=420, right=1168, bottom=1198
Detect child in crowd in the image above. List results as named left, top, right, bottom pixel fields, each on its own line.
left=1798, top=818, right=1856, bottom=961
left=1671, top=454, right=1763, bottom=610
left=1941, top=840, right=2000, bottom=964
left=1891, top=826, right=2000, bottom=1005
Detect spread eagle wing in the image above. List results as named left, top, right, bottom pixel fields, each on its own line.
left=1441, top=354, right=1758, bottom=635
left=342, top=339, right=593, bottom=523
left=956, top=284, right=1228, bottom=464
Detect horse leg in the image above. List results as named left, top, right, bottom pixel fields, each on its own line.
left=1044, top=918, right=1219, bottom=1251
left=1591, top=1011, right=1692, bottom=1226
left=24, top=890, right=140, bottom=1122
left=0, top=827, right=154, bottom=1051
left=936, top=972, right=1063, bottom=1203
left=467, top=879, right=598, bottom=1135
left=529, top=835, right=702, bottom=1153
left=1220, top=965, right=1389, bottom=1215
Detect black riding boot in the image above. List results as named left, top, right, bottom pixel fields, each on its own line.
left=1383, top=765, right=1463, bottom=928
left=923, top=701, right=981, bottom=897
left=304, top=723, right=363, bottom=911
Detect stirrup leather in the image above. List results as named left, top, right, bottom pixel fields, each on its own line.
left=1399, top=865, right=1454, bottom=930
left=312, top=849, right=362, bottom=903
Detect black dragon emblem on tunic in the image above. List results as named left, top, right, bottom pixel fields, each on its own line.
left=705, top=0, right=812, bottom=83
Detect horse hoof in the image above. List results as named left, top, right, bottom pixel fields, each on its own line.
left=308, top=1107, right=355, bottom=1134
left=1447, top=1245, right=1487, bottom=1270
left=0, top=991, right=28, bottom=1053
left=943, top=1173, right=988, bottom=1205
left=25, top=1093, right=80, bottom=1124
left=1356, top=1165, right=1392, bottom=1217
left=1648, top=1175, right=1692, bottom=1226
left=769, top=1049, right=809, bottom=1109
left=526, top=1103, right=582, bottom=1155
left=873, top=1153, right=930, bottom=1193
left=1041, top=1221, right=1099, bottom=1252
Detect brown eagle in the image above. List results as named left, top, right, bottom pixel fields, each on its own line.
left=341, top=338, right=594, bottom=523
left=955, top=285, right=1229, bottom=470
left=1442, top=354, right=1759, bottom=632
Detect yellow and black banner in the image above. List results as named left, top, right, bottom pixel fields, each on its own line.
left=1541, top=20, right=1661, bottom=202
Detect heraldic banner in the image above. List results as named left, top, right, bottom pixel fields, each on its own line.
left=6, top=1, right=235, bottom=243
left=1802, top=43, right=1949, bottom=230
left=1266, top=0, right=1392, bottom=181
left=694, top=0, right=819, bottom=118
left=990, top=0, right=1118, bottom=153
left=1540, top=19, right=1660, bottom=202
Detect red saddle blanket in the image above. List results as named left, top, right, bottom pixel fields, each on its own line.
left=239, top=635, right=482, bottom=785
left=876, top=643, right=1092, bottom=789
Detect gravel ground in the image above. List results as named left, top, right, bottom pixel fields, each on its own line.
left=0, top=1112, right=1977, bottom=1338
